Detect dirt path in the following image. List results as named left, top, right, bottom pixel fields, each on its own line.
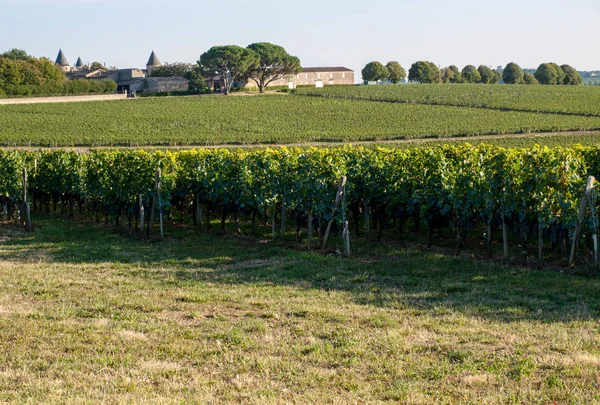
left=2, top=130, right=600, bottom=152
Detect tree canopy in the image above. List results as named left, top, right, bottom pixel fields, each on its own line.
left=385, top=61, right=406, bottom=84
left=199, top=45, right=259, bottom=95
left=361, top=61, right=389, bottom=83
left=477, top=65, right=495, bottom=84
left=90, top=62, right=107, bottom=71
left=561, top=64, right=582, bottom=85
left=523, top=72, right=539, bottom=85
left=408, top=61, right=439, bottom=84
left=246, top=43, right=301, bottom=93
left=151, top=62, right=195, bottom=78
left=461, top=65, right=481, bottom=83
left=534, top=63, right=560, bottom=85
left=0, top=48, right=30, bottom=61
left=502, top=62, right=524, bottom=84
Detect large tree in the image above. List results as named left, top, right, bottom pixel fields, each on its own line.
left=90, top=61, right=107, bottom=71
left=385, top=61, right=406, bottom=84
left=477, top=65, right=495, bottom=84
left=151, top=62, right=206, bottom=91
left=534, top=63, right=560, bottom=85
left=362, top=61, right=389, bottom=83
left=151, top=62, right=195, bottom=78
left=523, top=72, right=539, bottom=85
left=408, top=61, right=439, bottom=83
left=246, top=43, right=300, bottom=93
left=445, top=65, right=462, bottom=83
left=561, top=64, right=582, bottom=85
left=548, top=63, right=565, bottom=84
left=199, top=45, right=259, bottom=95
left=502, top=62, right=524, bottom=84
left=461, top=65, right=481, bottom=83
left=0, top=48, right=30, bottom=61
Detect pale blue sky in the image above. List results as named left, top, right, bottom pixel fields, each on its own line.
left=1, top=0, right=599, bottom=79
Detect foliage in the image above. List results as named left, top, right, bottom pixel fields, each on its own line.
left=549, top=62, right=566, bottom=84
left=385, top=61, right=406, bottom=84
left=150, top=62, right=194, bottom=78
left=523, top=72, right=539, bottom=85
left=461, top=65, right=481, bottom=83
left=0, top=48, right=30, bottom=60
left=534, top=63, right=560, bottom=85
left=90, top=62, right=107, bottom=70
left=477, top=65, right=495, bottom=84
left=246, top=43, right=301, bottom=93
left=361, top=61, right=389, bottom=83
left=0, top=145, right=597, bottom=246
left=503, top=62, right=524, bottom=84
left=3, top=94, right=600, bottom=146
left=295, top=83, right=600, bottom=116
left=562, top=65, right=582, bottom=85
left=442, top=65, right=462, bottom=84
left=198, top=45, right=259, bottom=95
left=0, top=54, right=65, bottom=95
left=408, top=61, right=439, bottom=84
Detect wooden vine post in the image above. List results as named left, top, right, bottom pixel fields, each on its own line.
left=502, top=217, right=509, bottom=261
left=21, top=167, right=31, bottom=232
left=364, top=202, right=370, bottom=238
left=139, top=194, right=145, bottom=238
left=155, top=168, right=164, bottom=241
left=569, top=176, right=595, bottom=268
left=322, top=176, right=347, bottom=250
left=341, top=180, right=350, bottom=257
left=307, top=212, right=313, bottom=248
left=280, top=195, right=286, bottom=236
left=196, top=194, right=202, bottom=229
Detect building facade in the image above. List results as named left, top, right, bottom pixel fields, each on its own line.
left=56, top=50, right=189, bottom=94
left=239, top=67, right=354, bottom=90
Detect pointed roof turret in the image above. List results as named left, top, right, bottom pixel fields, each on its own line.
left=75, top=57, right=83, bottom=67
left=146, top=51, right=161, bottom=67
left=55, top=49, right=69, bottom=67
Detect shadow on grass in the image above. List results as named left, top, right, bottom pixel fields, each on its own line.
left=2, top=215, right=600, bottom=323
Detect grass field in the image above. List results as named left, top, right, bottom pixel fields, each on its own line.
left=295, top=84, right=600, bottom=116
left=0, top=216, right=600, bottom=403
left=2, top=94, right=600, bottom=147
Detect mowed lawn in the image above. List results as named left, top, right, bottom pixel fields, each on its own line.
left=1, top=217, right=600, bottom=404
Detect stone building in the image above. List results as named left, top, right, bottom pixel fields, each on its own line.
left=239, top=67, right=355, bottom=89
left=56, top=50, right=188, bottom=94
left=55, top=49, right=71, bottom=73
left=146, top=51, right=161, bottom=76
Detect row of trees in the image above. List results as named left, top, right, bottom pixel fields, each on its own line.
left=364, top=59, right=583, bottom=86
left=0, top=49, right=65, bottom=96
left=533, top=63, right=582, bottom=85
left=152, top=43, right=301, bottom=95
left=0, top=49, right=117, bottom=97
left=361, top=61, right=407, bottom=83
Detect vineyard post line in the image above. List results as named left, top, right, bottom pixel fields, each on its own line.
left=21, top=167, right=31, bottom=232
left=322, top=176, right=347, bottom=250
left=569, top=176, right=596, bottom=268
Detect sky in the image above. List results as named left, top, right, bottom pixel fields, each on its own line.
left=1, top=0, right=599, bottom=81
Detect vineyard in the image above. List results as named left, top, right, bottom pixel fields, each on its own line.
left=2, top=145, right=600, bottom=266
left=2, top=95, right=600, bottom=146
left=295, top=84, right=600, bottom=116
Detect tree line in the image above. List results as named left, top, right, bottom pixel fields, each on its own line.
left=152, top=43, right=301, bottom=95
left=0, top=49, right=116, bottom=97
left=362, top=60, right=583, bottom=85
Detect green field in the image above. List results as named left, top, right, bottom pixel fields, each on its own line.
left=295, top=84, right=600, bottom=116
left=1, top=216, right=599, bottom=403
left=2, top=94, right=600, bottom=147
left=4, top=86, right=600, bottom=404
